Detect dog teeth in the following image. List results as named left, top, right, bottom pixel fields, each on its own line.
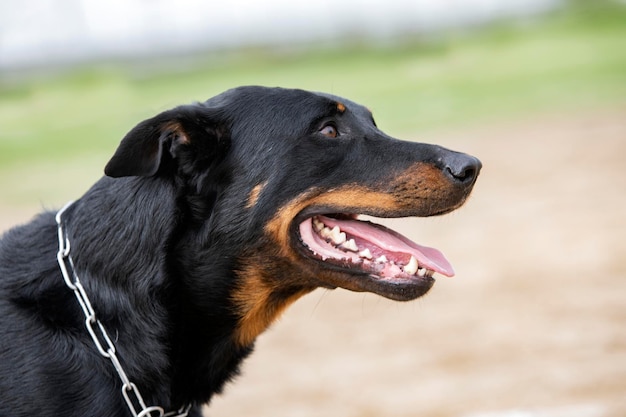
left=320, top=225, right=346, bottom=245
left=313, top=217, right=324, bottom=232
left=311, top=218, right=435, bottom=277
left=404, top=256, right=418, bottom=275
left=342, top=239, right=358, bottom=252
left=331, top=227, right=346, bottom=245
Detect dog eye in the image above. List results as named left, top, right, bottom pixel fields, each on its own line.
left=320, top=123, right=338, bottom=138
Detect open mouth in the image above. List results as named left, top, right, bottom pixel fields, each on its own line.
left=296, top=213, right=454, bottom=299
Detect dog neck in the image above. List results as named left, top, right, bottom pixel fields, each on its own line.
left=63, top=175, right=256, bottom=407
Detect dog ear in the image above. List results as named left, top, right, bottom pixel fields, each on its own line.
left=104, top=105, right=227, bottom=178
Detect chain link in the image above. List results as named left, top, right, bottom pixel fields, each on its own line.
left=56, top=201, right=191, bottom=417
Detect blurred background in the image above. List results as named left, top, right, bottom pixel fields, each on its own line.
left=1, top=0, right=625, bottom=416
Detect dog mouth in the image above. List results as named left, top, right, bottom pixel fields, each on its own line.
left=296, top=214, right=454, bottom=300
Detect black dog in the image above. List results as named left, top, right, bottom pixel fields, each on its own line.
left=0, top=86, right=480, bottom=416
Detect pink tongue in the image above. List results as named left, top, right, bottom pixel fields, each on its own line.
left=320, top=216, right=455, bottom=277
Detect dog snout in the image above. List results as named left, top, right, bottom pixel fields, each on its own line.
left=442, top=152, right=481, bottom=186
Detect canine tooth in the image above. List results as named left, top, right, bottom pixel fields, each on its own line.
left=342, top=239, right=358, bottom=252
left=375, top=255, right=388, bottom=264
left=358, top=248, right=373, bottom=259
left=404, top=256, right=418, bottom=275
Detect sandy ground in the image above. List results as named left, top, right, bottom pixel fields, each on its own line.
left=1, top=107, right=625, bottom=417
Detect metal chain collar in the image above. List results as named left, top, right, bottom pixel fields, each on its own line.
left=55, top=201, right=191, bottom=417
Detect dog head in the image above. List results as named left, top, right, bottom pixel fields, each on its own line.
left=105, top=86, right=481, bottom=346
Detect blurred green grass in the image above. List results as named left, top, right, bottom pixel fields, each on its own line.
left=0, top=1, right=625, bottom=206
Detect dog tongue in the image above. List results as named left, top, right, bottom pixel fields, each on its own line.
left=320, top=215, right=455, bottom=277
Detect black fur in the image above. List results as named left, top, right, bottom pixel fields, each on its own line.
left=0, top=86, right=480, bottom=416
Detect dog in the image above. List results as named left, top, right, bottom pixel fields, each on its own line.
left=0, top=86, right=480, bottom=416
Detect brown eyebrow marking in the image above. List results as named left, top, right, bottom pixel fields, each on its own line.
left=336, top=102, right=346, bottom=113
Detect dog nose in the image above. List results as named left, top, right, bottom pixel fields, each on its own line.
left=443, top=153, right=482, bottom=185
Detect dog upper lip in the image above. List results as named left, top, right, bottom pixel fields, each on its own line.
left=297, top=214, right=454, bottom=278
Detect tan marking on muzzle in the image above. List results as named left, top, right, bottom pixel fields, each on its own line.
left=264, top=163, right=454, bottom=257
